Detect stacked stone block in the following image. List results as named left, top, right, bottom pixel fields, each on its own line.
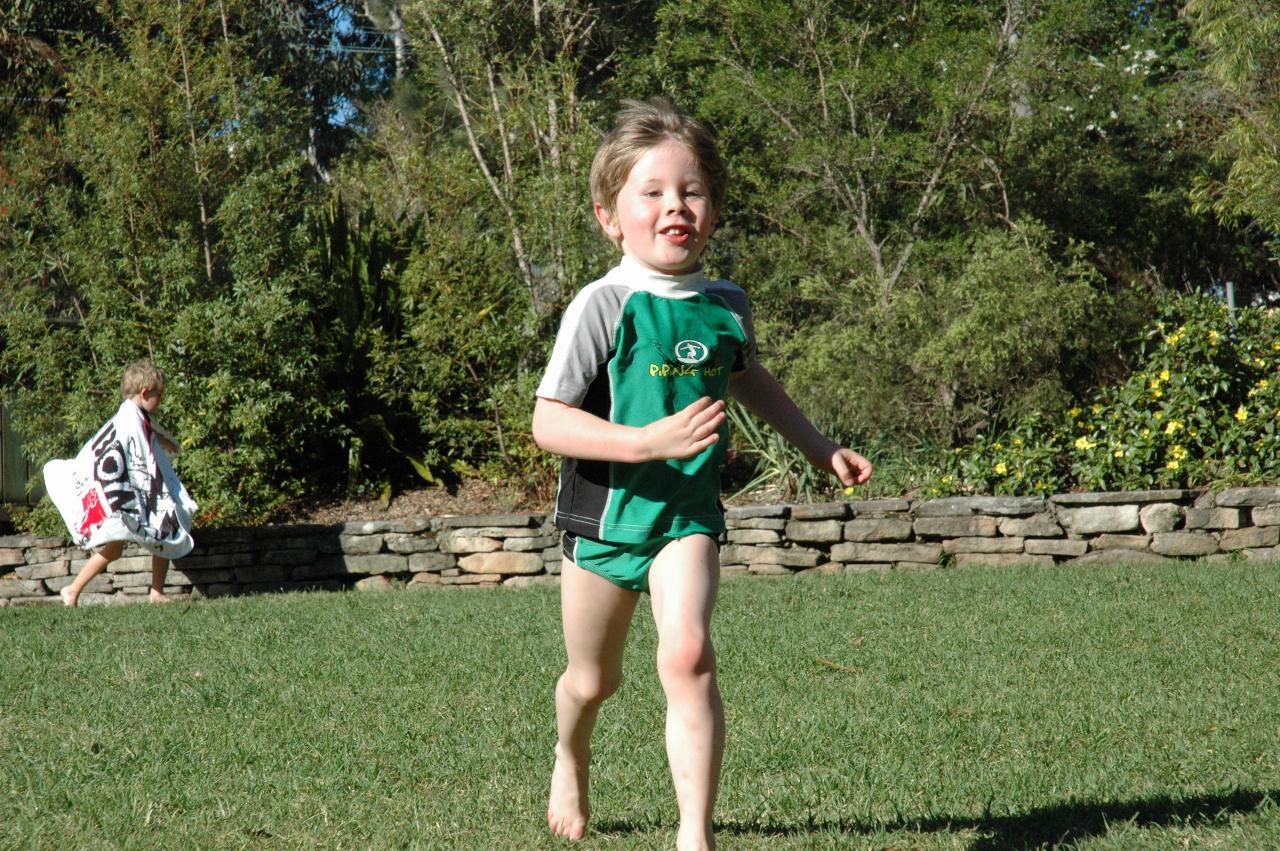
left=720, top=488, right=1280, bottom=575
left=4, top=487, right=1280, bottom=606
left=0, top=512, right=557, bottom=607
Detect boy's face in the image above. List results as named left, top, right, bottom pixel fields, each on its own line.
left=136, top=386, right=164, bottom=413
left=595, top=140, right=717, bottom=275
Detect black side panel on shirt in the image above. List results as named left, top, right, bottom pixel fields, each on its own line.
left=554, top=355, right=614, bottom=537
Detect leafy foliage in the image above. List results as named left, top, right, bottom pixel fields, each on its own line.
left=1185, top=0, right=1280, bottom=256
left=3, top=1, right=1280, bottom=524
left=726, top=402, right=828, bottom=502
left=0, top=1, right=354, bottom=522
left=934, top=294, right=1280, bottom=495
left=639, top=0, right=1266, bottom=450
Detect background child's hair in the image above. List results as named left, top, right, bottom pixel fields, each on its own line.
left=121, top=360, right=165, bottom=398
left=590, top=97, right=728, bottom=219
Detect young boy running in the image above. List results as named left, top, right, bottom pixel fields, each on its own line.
left=45, top=360, right=196, bottom=606
left=533, top=97, right=873, bottom=850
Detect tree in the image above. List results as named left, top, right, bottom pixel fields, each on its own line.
left=643, top=0, right=1267, bottom=446
left=0, top=0, right=111, bottom=130
left=1185, top=0, right=1280, bottom=273
left=0, top=0, right=374, bottom=521
left=331, top=1, right=658, bottom=486
left=641, top=1, right=1083, bottom=441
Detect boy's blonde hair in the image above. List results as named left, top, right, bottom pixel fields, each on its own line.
left=121, top=360, right=165, bottom=399
left=590, top=97, right=728, bottom=222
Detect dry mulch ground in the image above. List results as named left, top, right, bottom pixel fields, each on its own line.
left=270, top=479, right=555, bottom=526
left=271, top=478, right=787, bottom=526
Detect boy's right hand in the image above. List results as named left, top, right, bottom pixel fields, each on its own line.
left=639, top=397, right=726, bottom=461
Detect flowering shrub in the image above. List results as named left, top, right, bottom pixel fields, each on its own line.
left=931, top=294, right=1280, bottom=496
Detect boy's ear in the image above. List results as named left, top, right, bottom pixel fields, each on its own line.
left=594, top=203, right=622, bottom=241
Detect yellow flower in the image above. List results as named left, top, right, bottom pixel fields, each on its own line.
left=1208, top=329, right=1220, bottom=345
left=1189, top=426, right=1199, bottom=437
left=1170, top=445, right=1188, bottom=461
left=1235, top=406, right=1248, bottom=422
left=1013, top=437, right=1024, bottom=447
left=1091, top=404, right=1102, bottom=414
left=1150, top=388, right=1163, bottom=399
left=1166, top=460, right=1180, bottom=471
left=1273, top=341, right=1280, bottom=351
left=993, top=442, right=1003, bottom=451
left=1164, top=420, right=1182, bottom=434
left=1142, top=428, right=1151, bottom=438
left=1261, top=379, right=1270, bottom=389
left=1068, top=407, right=1082, bottom=418
left=1074, top=436, right=1096, bottom=451
left=843, top=486, right=855, bottom=495
left=1159, top=369, right=1170, bottom=381
left=1113, top=449, right=1124, bottom=459
left=995, top=462, right=1008, bottom=475
left=1149, top=378, right=1161, bottom=390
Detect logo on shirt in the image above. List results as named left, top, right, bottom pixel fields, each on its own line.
left=674, top=340, right=710, bottom=365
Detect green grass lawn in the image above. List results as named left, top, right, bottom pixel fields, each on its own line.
left=4, top=560, right=1280, bottom=850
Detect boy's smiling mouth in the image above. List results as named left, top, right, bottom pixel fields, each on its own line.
left=660, top=225, right=692, bottom=245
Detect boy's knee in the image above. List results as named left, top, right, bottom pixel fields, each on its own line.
left=656, top=631, right=715, bottom=683
left=561, top=668, right=623, bottom=705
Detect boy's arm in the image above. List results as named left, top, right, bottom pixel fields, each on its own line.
left=152, top=422, right=181, bottom=456
left=532, top=396, right=727, bottom=463
left=729, top=362, right=873, bottom=487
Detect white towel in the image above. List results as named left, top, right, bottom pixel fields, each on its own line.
left=43, top=400, right=197, bottom=559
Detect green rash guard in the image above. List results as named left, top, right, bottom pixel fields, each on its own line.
left=536, top=256, right=757, bottom=544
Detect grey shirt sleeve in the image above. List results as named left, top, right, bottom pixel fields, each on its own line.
left=706, top=280, right=757, bottom=372
left=536, top=282, right=628, bottom=406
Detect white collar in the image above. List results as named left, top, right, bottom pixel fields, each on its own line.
left=614, top=255, right=708, bottom=295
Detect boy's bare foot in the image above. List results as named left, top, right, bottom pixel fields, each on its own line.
left=676, top=823, right=715, bottom=851
left=148, top=589, right=171, bottom=604
left=59, top=586, right=77, bottom=607
left=547, top=748, right=590, bottom=840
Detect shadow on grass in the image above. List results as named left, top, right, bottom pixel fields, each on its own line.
left=595, top=788, right=1277, bottom=848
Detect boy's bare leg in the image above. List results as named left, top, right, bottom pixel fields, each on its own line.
left=648, top=535, right=723, bottom=851
left=61, top=540, right=125, bottom=607
left=149, top=555, right=171, bottom=603
left=549, top=559, right=639, bottom=840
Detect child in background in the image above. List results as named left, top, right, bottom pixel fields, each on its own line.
left=44, top=360, right=197, bottom=607
left=533, top=97, right=872, bottom=850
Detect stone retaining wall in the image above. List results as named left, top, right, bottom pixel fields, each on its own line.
left=4, top=487, right=1280, bottom=606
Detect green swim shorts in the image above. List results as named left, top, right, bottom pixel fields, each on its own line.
left=561, top=531, right=714, bottom=593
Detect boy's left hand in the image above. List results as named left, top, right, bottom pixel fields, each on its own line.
left=829, top=447, right=873, bottom=488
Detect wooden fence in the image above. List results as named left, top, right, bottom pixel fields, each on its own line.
left=0, top=402, right=37, bottom=504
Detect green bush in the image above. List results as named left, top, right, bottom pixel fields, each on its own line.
left=932, top=293, right=1279, bottom=496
